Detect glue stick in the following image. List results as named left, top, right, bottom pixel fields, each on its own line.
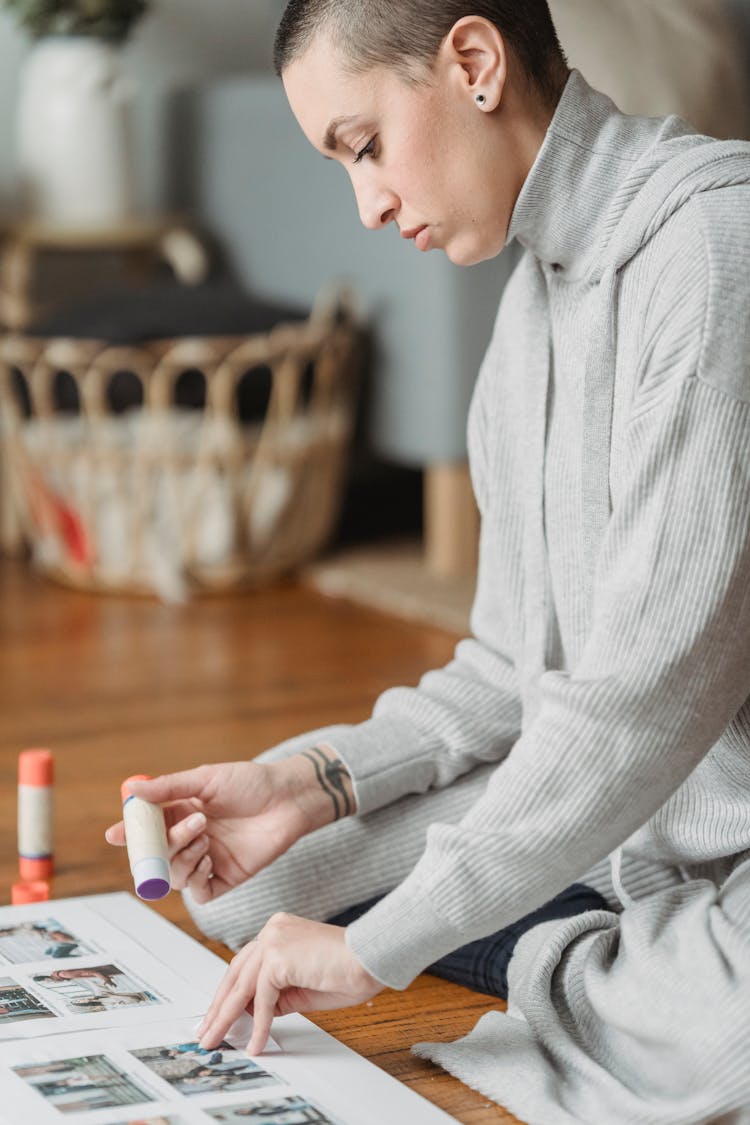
left=18, top=749, right=54, bottom=881
left=121, top=774, right=171, bottom=901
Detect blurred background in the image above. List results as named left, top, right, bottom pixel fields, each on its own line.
left=0, top=0, right=748, bottom=624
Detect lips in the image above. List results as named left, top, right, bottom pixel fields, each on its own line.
left=414, top=227, right=431, bottom=252
left=401, top=224, right=431, bottom=251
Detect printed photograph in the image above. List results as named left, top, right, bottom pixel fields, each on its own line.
left=0, top=977, right=55, bottom=1024
left=111, top=1118, right=183, bottom=1124
left=13, top=1054, right=155, bottom=1114
left=130, top=1041, right=281, bottom=1097
left=30, top=962, right=162, bottom=1014
left=0, top=918, right=93, bottom=964
left=205, top=1095, right=345, bottom=1124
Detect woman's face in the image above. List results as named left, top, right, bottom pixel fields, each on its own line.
left=282, top=32, right=528, bottom=267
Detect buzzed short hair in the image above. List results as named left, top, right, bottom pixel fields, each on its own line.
left=274, top=0, right=569, bottom=105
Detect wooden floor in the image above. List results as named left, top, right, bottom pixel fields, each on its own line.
left=0, top=558, right=522, bottom=1124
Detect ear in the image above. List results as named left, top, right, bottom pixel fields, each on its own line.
left=440, top=16, right=507, bottom=111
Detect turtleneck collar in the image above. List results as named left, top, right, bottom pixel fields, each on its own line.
left=506, top=69, right=688, bottom=279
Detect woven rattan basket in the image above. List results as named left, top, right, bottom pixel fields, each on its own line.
left=0, top=290, right=362, bottom=600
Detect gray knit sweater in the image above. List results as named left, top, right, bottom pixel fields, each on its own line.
left=331, top=70, right=750, bottom=990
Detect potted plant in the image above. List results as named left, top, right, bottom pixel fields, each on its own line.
left=3, top=0, right=148, bottom=41
left=4, top=0, right=151, bottom=228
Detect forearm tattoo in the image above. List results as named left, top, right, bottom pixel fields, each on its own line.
left=301, top=745, right=353, bottom=820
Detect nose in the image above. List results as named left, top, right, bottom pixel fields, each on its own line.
left=354, top=179, right=399, bottom=231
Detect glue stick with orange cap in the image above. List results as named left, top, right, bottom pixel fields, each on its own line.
left=12, top=880, right=50, bottom=905
left=18, top=749, right=54, bottom=881
left=121, top=775, right=171, bottom=901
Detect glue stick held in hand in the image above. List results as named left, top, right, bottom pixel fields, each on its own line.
left=121, top=774, right=171, bottom=901
left=18, top=748, right=54, bottom=881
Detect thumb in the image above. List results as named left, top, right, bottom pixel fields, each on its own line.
left=124, top=766, right=211, bottom=806
left=104, top=820, right=126, bottom=846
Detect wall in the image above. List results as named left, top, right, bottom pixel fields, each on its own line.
left=548, top=0, right=750, bottom=141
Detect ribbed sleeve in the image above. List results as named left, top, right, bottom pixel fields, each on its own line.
left=348, top=375, right=750, bottom=986
left=328, top=294, right=525, bottom=817
left=331, top=577, right=523, bottom=817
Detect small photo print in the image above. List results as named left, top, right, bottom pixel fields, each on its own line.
left=13, top=1055, right=155, bottom=1115
left=130, top=1041, right=281, bottom=1097
left=0, top=917, right=94, bottom=964
left=205, top=1095, right=345, bottom=1124
left=111, top=1118, right=184, bottom=1124
left=30, top=962, right=162, bottom=1014
left=0, top=977, right=55, bottom=1024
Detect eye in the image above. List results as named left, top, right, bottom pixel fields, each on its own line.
left=353, top=136, right=377, bottom=164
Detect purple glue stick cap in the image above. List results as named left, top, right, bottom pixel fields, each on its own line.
left=132, top=857, right=171, bottom=901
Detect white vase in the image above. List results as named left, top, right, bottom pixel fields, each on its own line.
left=16, top=36, right=137, bottom=229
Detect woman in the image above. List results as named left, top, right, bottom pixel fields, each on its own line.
left=107, top=2, right=750, bottom=1121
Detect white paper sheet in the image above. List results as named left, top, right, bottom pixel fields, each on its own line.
left=0, top=893, right=458, bottom=1125
left=0, top=897, right=215, bottom=1039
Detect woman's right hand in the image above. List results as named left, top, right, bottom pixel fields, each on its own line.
left=104, top=748, right=355, bottom=904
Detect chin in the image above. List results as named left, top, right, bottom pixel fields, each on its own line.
left=445, top=236, right=504, bottom=268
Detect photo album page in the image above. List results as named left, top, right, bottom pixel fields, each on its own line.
left=0, top=892, right=458, bottom=1125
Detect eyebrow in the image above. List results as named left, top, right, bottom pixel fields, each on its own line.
left=323, top=115, right=359, bottom=153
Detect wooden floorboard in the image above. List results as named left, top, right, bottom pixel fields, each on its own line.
left=0, top=558, right=522, bottom=1124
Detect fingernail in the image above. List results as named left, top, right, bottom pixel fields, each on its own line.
left=187, top=813, right=206, bottom=831
left=104, top=829, right=113, bottom=842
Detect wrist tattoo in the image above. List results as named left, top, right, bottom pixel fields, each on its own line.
left=301, top=745, right=353, bottom=820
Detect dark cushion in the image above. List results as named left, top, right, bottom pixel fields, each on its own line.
left=27, top=280, right=308, bottom=344
left=25, top=281, right=309, bottom=420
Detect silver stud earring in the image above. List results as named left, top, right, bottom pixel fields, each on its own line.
left=475, top=93, right=487, bottom=107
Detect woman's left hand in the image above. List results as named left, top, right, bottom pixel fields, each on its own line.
left=197, top=914, right=383, bottom=1055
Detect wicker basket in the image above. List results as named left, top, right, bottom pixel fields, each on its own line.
left=0, top=290, right=362, bottom=600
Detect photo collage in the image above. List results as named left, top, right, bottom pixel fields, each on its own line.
left=9, top=1035, right=344, bottom=1123
left=0, top=903, right=208, bottom=1041
left=0, top=917, right=99, bottom=1028
left=0, top=893, right=457, bottom=1125
left=0, top=895, right=458, bottom=1125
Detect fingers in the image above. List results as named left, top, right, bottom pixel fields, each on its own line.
left=162, top=798, right=203, bottom=829
left=199, top=948, right=251, bottom=1041
left=198, top=945, right=261, bottom=1050
left=104, top=820, right=126, bottom=846
left=248, top=969, right=279, bottom=1055
left=186, top=864, right=236, bottom=906
left=107, top=797, right=200, bottom=849
left=126, top=766, right=211, bottom=806
left=184, top=854, right=214, bottom=901
left=167, top=811, right=207, bottom=861
left=170, top=833, right=210, bottom=891
left=167, top=811, right=234, bottom=902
